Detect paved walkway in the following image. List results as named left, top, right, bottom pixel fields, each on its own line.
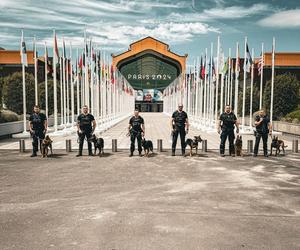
left=0, top=150, right=299, bottom=249
left=0, top=113, right=296, bottom=152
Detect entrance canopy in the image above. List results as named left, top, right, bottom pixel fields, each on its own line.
left=112, top=37, right=187, bottom=90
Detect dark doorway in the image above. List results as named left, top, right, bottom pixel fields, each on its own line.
left=135, top=101, right=163, bottom=112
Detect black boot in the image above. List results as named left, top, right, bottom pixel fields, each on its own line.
left=30, top=151, right=37, bottom=157
left=182, top=150, right=186, bottom=157
left=172, top=149, right=175, bottom=156
left=129, top=152, right=133, bottom=157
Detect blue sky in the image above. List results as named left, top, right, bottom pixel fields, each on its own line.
left=1, top=0, right=300, bottom=64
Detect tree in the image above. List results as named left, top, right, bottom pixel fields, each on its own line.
left=238, top=85, right=260, bottom=116
left=263, top=73, right=300, bottom=120
left=38, top=80, right=62, bottom=116
left=0, top=77, right=4, bottom=109
left=2, top=72, right=35, bottom=114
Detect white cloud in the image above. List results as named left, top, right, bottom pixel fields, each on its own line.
left=85, top=21, right=219, bottom=47
left=258, top=9, right=300, bottom=28
left=203, top=3, right=271, bottom=19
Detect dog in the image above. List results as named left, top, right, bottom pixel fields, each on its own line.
left=88, top=134, right=104, bottom=156
left=185, top=135, right=203, bottom=156
left=270, top=136, right=287, bottom=156
left=142, top=138, right=153, bottom=157
left=41, top=135, right=53, bottom=158
left=235, top=135, right=243, bottom=156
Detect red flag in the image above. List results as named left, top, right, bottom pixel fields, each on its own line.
left=110, top=65, right=115, bottom=84
left=54, top=33, right=59, bottom=59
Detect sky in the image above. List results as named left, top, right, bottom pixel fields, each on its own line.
left=1, top=0, right=300, bottom=64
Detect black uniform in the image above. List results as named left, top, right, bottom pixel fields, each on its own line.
left=29, top=112, right=47, bottom=155
left=129, top=115, right=144, bottom=153
left=172, top=110, right=188, bottom=154
left=77, top=113, right=95, bottom=155
left=254, top=115, right=270, bottom=156
left=219, top=112, right=237, bottom=155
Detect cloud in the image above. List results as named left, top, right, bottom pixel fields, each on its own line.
left=203, top=3, right=271, bottom=19
left=258, top=9, right=300, bottom=28
left=86, top=21, right=219, bottom=47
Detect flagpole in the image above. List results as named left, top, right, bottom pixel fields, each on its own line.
left=230, top=58, right=234, bottom=107
left=70, top=42, right=74, bottom=126
left=96, top=50, right=100, bottom=121
left=44, top=42, right=48, bottom=119
left=195, top=57, right=199, bottom=121
left=66, top=43, right=70, bottom=125
left=21, top=30, right=27, bottom=134
left=259, top=42, right=264, bottom=110
left=84, top=31, right=89, bottom=107
left=227, top=48, right=231, bottom=106
left=62, top=38, right=66, bottom=127
left=59, top=57, right=63, bottom=126
left=203, top=48, right=208, bottom=127
left=90, top=39, right=94, bottom=116
left=209, top=42, right=213, bottom=127
left=76, top=49, right=80, bottom=116
left=270, top=37, right=275, bottom=126
left=100, top=51, right=104, bottom=124
left=250, top=48, right=254, bottom=127
left=224, top=75, right=228, bottom=106
left=34, top=36, right=38, bottom=106
left=215, top=36, right=220, bottom=121
left=53, top=30, right=58, bottom=132
left=234, top=42, right=239, bottom=116
left=242, top=36, right=247, bottom=130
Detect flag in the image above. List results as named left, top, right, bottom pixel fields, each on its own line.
left=54, top=33, right=59, bottom=59
left=63, top=39, right=66, bottom=59
left=200, top=56, right=205, bottom=80
left=222, top=59, right=228, bottom=75
left=79, top=54, right=83, bottom=73
left=235, top=44, right=240, bottom=76
left=258, top=53, right=264, bottom=76
left=44, top=44, right=52, bottom=74
left=218, top=46, right=225, bottom=73
left=20, top=31, right=28, bottom=67
left=208, top=57, right=216, bottom=82
left=110, top=65, right=115, bottom=84
left=245, top=43, right=253, bottom=73
left=212, top=58, right=216, bottom=82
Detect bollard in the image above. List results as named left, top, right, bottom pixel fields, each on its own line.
left=157, top=139, right=163, bottom=152
left=292, top=140, right=298, bottom=153
left=66, top=139, right=72, bottom=152
left=247, top=140, right=253, bottom=154
left=19, top=139, right=25, bottom=152
left=112, top=139, right=117, bottom=152
left=202, top=139, right=207, bottom=152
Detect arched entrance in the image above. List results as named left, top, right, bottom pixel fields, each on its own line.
left=112, top=37, right=187, bottom=112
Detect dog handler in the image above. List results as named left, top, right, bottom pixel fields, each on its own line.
left=76, top=105, right=96, bottom=157
left=253, top=109, right=272, bottom=157
left=127, top=109, right=145, bottom=157
left=217, top=105, right=239, bottom=157
left=29, top=105, right=48, bottom=157
left=171, top=104, right=189, bottom=157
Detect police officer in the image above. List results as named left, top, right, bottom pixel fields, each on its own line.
left=127, top=109, right=145, bottom=157
left=29, top=105, right=48, bottom=157
left=171, top=104, right=189, bottom=157
left=253, top=109, right=272, bottom=157
left=218, top=105, right=239, bottom=157
left=76, top=105, right=96, bottom=157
